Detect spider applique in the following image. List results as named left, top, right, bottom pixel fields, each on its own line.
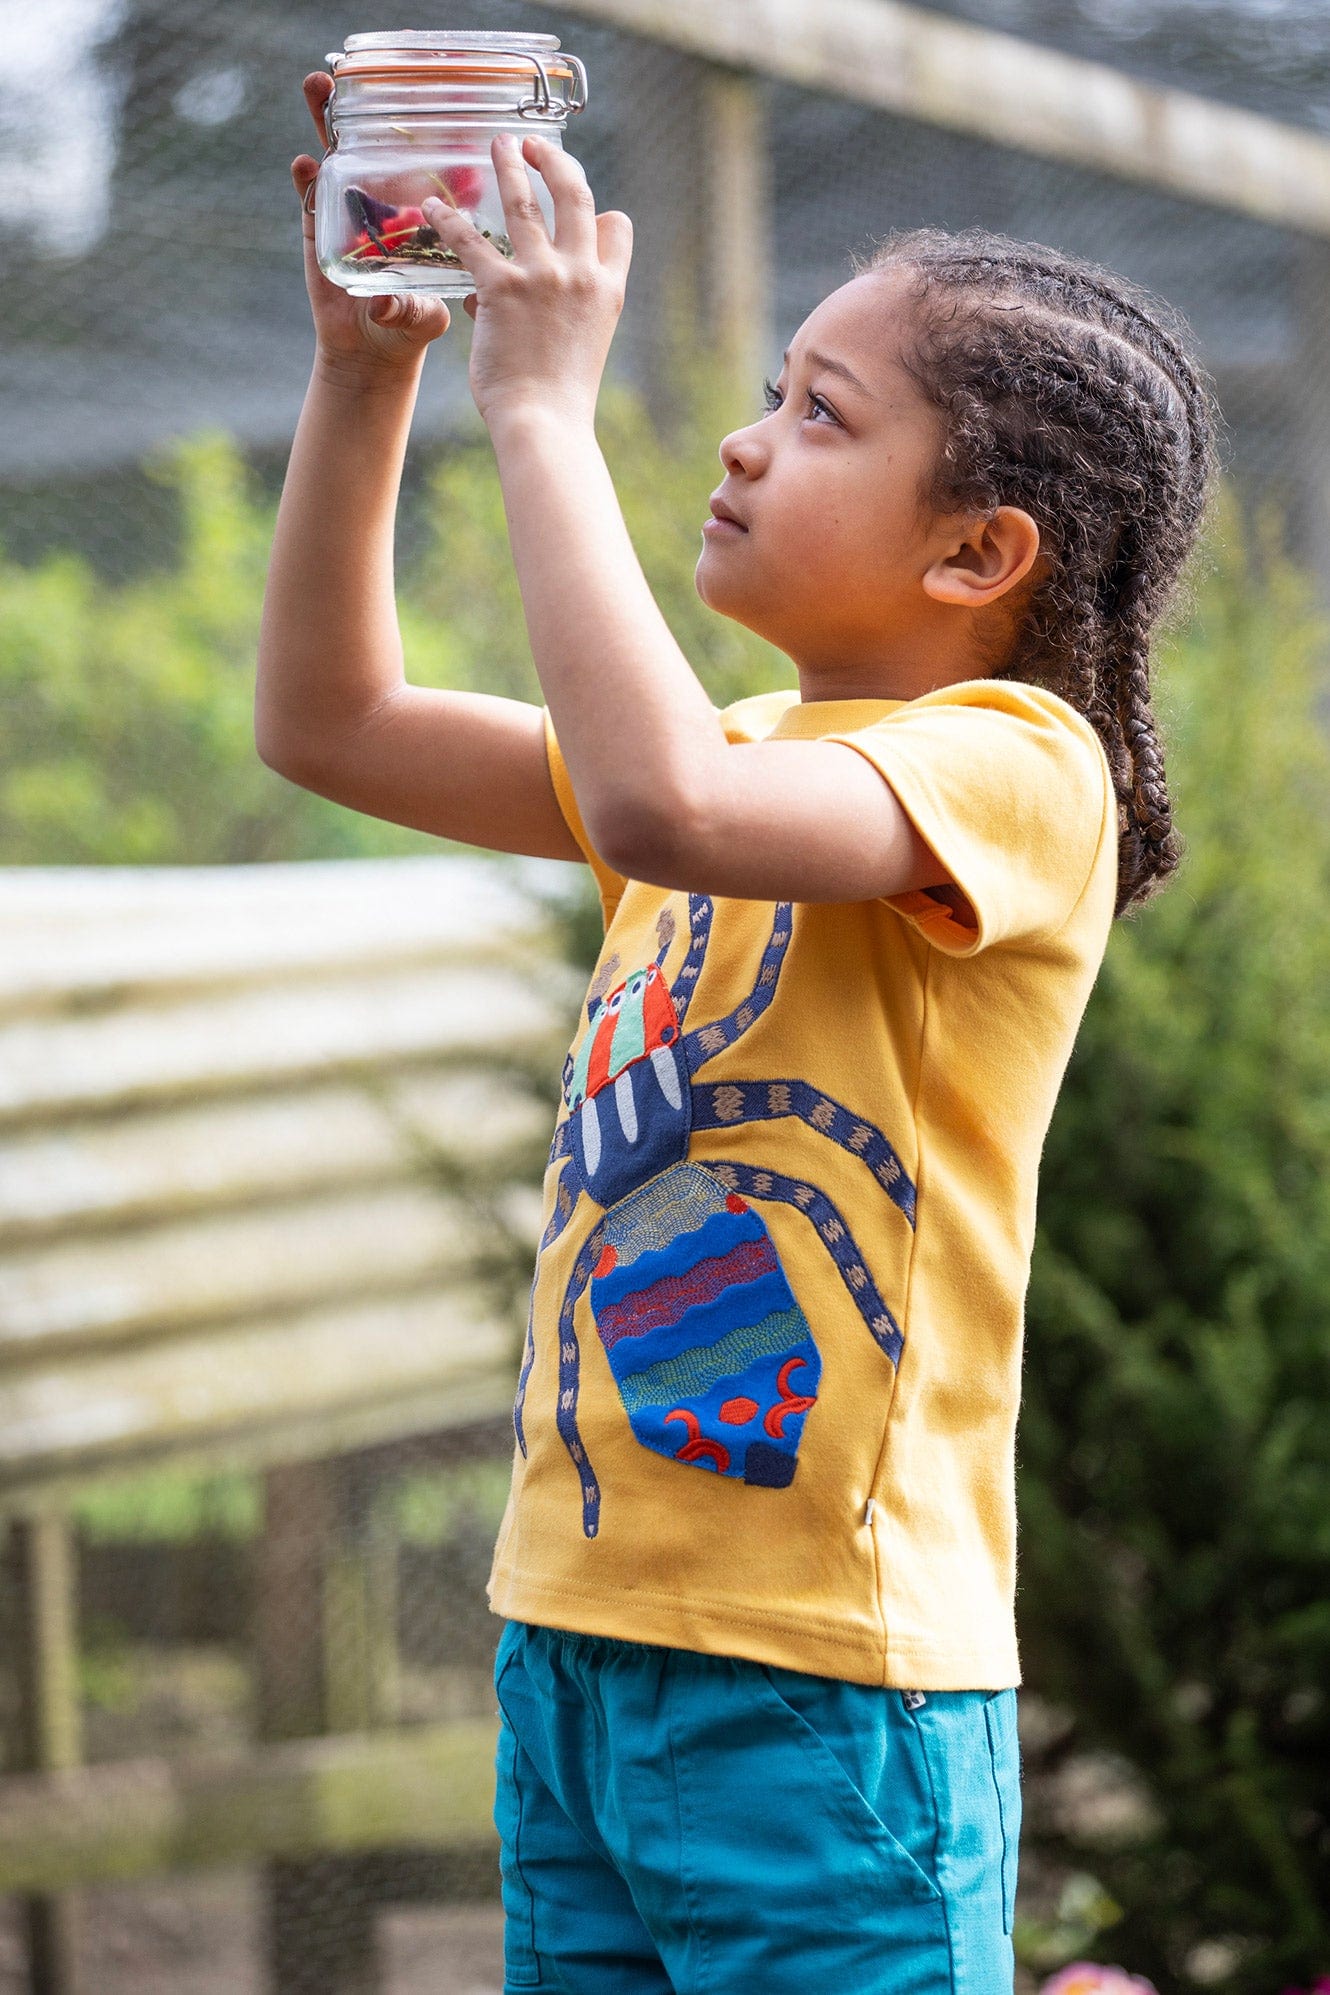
left=513, top=893, right=917, bottom=1539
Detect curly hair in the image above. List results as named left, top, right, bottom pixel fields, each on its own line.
left=853, top=229, right=1220, bottom=915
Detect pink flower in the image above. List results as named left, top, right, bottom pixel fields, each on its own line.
left=1040, top=1968, right=1159, bottom=1995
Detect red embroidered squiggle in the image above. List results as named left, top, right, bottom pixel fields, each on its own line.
left=596, top=1235, right=778, bottom=1347
left=764, top=1356, right=817, bottom=1438
left=664, top=1407, right=731, bottom=1472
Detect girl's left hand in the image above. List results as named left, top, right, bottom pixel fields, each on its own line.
left=422, top=132, right=632, bottom=430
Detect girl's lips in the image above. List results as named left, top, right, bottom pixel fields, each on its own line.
left=707, top=492, right=748, bottom=530
left=702, top=516, right=747, bottom=536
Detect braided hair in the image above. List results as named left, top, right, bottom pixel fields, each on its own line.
left=853, top=229, right=1220, bottom=915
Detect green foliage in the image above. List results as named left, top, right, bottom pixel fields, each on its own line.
left=1019, top=514, right=1330, bottom=1991
left=0, top=435, right=424, bottom=863
left=0, top=364, right=784, bottom=865
left=73, top=1469, right=260, bottom=1543
left=408, top=370, right=787, bottom=715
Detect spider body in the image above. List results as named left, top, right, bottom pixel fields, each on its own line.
left=516, top=894, right=917, bottom=1539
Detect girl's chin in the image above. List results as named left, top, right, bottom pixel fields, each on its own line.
left=694, top=562, right=743, bottom=614
left=693, top=569, right=777, bottom=642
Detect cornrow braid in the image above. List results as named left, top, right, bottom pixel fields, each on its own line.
left=852, top=229, right=1220, bottom=914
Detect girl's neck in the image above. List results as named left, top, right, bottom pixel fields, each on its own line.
left=795, top=658, right=980, bottom=705
left=790, top=611, right=992, bottom=706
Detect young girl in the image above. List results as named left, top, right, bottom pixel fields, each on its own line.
left=261, top=74, right=1217, bottom=1995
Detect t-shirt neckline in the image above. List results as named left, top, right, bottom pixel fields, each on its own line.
left=764, top=695, right=907, bottom=741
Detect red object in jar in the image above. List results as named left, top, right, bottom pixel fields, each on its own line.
left=437, top=164, right=484, bottom=209
left=380, top=205, right=427, bottom=242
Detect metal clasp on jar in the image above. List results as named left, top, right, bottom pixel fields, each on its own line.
left=517, top=49, right=588, bottom=120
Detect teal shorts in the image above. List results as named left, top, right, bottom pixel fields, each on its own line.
left=492, top=1619, right=1020, bottom=1994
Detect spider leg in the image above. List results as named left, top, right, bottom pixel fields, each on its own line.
left=690, top=1081, right=916, bottom=1227
left=667, top=893, right=716, bottom=1028
left=681, top=903, right=793, bottom=1073
left=512, top=1291, right=537, bottom=1459
left=701, top=1161, right=904, bottom=1364
left=513, top=1127, right=588, bottom=1457
left=556, top=1219, right=607, bottom=1539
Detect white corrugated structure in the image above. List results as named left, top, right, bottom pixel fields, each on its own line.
left=0, top=856, right=577, bottom=1994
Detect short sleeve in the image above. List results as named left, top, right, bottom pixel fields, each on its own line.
left=543, top=710, right=629, bottom=930
left=829, top=682, right=1114, bottom=955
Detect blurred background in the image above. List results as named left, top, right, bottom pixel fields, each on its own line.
left=2, top=2, right=1330, bottom=1992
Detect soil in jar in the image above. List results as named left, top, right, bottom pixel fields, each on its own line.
left=341, top=182, right=514, bottom=271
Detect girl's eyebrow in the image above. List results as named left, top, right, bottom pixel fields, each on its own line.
left=781, top=347, right=873, bottom=399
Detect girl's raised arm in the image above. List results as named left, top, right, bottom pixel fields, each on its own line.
left=254, top=73, right=579, bottom=862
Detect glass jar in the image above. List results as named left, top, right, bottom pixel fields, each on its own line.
left=311, top=30, right=589, bottom=299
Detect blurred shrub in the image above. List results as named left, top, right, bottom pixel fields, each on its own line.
left=1019, top=515, right=1330, bottom=1991
left=0, top=435, right=405, bottom=863
left=0, top=366, right=783, bottom=864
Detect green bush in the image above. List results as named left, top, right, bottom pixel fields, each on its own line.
left=0, top=369, right=783, bottom=865
left=1019, top=518, right=1330, bottom=1991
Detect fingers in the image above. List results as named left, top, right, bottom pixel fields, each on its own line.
left=421, top=195, right=512, bottom=280
left=302, top=71, right=333, bottom=148
left=595, top=210, right=634, bottom=287
left=519, top=135, right=597, bottom=255
left=291, top=154, right=319, bottom=228
left=490, top=131, right=555, bottom=254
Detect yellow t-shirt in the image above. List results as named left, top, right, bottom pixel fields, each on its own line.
left=487, top=679, right=1116, bottom=1688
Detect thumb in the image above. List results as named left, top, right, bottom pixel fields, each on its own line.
left=368, top=290, right=451, bottom=340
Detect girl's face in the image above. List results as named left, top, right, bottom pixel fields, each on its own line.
left=696, top=270, right=963, bottom=693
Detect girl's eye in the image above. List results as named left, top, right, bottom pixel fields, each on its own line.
left=761, top=377, right=837, bottom=424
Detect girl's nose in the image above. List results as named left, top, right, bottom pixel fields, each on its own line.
left=719, top=421, right=767, bottom=475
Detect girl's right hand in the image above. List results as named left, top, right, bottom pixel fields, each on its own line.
left=292, top=71, right=453, bottom=376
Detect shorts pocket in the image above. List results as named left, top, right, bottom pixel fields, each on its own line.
left=753, top=1665, right=943, bottom=1907
left=984, top=1689, right=1021, bottom=1935
left=492, top=1707, right=542, bottom=1988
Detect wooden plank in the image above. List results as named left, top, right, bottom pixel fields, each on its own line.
left=557, top=0, right=1330, bottom=235
left=0, top=1285, right=518, bottom=1510
left=0, top=856, right=561, bottom=1014
left=0, top=1178, right=541, bottom=1354
left=0, top=1070, right=551, bottom=1244
left=0, top=1718, right=501, bottom=1893
left=0, top=960, right=570, bottom=1125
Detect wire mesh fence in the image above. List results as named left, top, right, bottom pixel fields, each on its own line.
left=5, top=0, right=1329, bottom=575
left=3, top=3, right=1330, bottom=1990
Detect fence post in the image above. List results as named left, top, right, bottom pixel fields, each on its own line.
left=700, top=65, right=773, bottom=410
left=255, top=1461, right=385, bottom=1995
left=615, top=48, right=773, bottom=434
left=8, top=1513, right=84, bottom=1995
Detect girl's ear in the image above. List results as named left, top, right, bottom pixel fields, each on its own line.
left=921, top=506, right=1041, bottom=609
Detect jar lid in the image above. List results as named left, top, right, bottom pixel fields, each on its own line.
left=326, top=29, right=586, bottom=119
left=340, top=30, right=561, bottom=52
